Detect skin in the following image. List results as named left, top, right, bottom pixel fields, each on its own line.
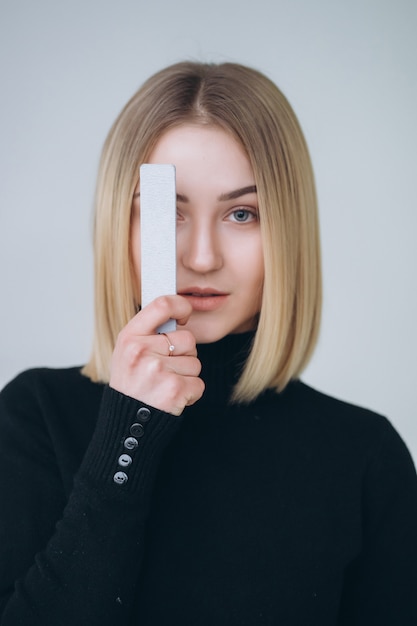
left=110, top=124, right=264, bottom=415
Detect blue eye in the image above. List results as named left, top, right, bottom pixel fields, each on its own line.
left=231, top=208, right=256, bottom=222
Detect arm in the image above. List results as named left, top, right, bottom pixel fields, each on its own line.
left=0, top=295, right=204, bottom=625
left=338, top=419, right=417, bottom=625
left=0, top=378, right=182, bottom=625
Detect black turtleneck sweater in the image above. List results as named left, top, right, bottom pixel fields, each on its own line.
left=0, top=333, right=416, bottom=625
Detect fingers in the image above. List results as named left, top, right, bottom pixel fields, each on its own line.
left=114, top=330, right=197, bottom=367
left=109, top=346, right=204, bottom=415
left=139, top=371, right=205, bottom=417
left=157, top=330, right=197, bottom=358
left=130, top=294, right=193, bottom=335
left=120, top=340, right=201, bottom=378
left=109, top=295, right=204, bottom=414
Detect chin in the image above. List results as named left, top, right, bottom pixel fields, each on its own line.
left=188, top=319, right=257, bottom=344
left=185, top=319, right=230, bottom=345
left=193, top=329, right=229, bottom=345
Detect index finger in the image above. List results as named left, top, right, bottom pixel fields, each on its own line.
left=129, top=294, right=193, bottom=335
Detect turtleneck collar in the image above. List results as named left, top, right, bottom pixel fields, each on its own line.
left=196, top=331, right=255, bottom=405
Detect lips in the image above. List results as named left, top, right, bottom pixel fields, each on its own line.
left=179, top=288, right=227, bottom=296
left=179, top=288, right=229, bottom=312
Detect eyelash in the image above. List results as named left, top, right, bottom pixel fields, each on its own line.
left=176, top=207, right=259, bottom=223
left=228, top=208, right=258, bottom=223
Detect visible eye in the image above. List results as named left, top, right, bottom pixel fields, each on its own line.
left=228, top=208, right=258, bottom=223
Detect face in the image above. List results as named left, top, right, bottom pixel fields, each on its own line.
left=131, top=124, right=264, bottom=344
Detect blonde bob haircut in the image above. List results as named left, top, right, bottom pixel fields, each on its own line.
left=82, top=61, right=322, bottom=403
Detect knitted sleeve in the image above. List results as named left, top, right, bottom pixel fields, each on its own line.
left=0, top=372, right=181, bottom=625
left=338, top=417, right=417, bottom=625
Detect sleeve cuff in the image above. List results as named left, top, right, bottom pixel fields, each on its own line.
left=77, top=385, right=183, bottom=496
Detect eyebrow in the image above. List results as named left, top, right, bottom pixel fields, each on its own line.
left=177, top=185, right=257, bottom=203
left=134, top=185, right=257, bottom=202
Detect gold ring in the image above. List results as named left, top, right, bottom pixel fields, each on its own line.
left=160, top=332, right=175, bottom=356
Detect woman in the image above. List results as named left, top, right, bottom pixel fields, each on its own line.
left=0, top=61, right=416, bottom=625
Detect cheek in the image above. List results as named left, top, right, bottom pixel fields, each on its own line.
left=243, top=238, right=264, bottom=287
left=246, top=243, right=264, bottom=310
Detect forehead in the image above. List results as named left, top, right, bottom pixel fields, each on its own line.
left=146, top=124, right=255, bottom=193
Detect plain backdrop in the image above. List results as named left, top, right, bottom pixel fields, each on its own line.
left=0, top=0, right=416, bottom=461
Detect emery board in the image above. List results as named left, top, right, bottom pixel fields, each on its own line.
left=140, top=164, right=176, bottom=334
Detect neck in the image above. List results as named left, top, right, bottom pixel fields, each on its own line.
left=196, top=332, right=255, bottom=405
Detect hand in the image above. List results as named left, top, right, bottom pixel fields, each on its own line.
left=109, top=295, right=205, bottom=415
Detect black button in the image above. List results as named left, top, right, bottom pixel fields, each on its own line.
left=130, top=423, right=145, bottom=438
left=113, top=471, right=128, bottom=485
left=124, top=437, right=139, bottom=451
left=118, top=454, right=132, bottom=468
left=136, top=407, right=151, bottom=422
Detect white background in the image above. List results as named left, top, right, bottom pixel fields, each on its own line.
left=0, top=0, right=416, bottom=461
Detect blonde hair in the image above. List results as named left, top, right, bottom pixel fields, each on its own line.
left=82, top=61, right=322, bottom=403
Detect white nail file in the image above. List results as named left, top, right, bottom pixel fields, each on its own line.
left=140, top=164, right=177, bottom=333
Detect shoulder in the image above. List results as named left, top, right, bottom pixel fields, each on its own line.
left=282, top=380, right=416, bottom=474
left=1, top=366, right=98, bottom=405
left=285, top=379, right=383, bottom=419
left=2, top=365, right=91, bottom=390
left=0, top=367, right=105, bottom=430
left=284, top=379, right=393, bottom=432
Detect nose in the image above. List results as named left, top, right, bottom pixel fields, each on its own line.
left=179, top=222, right=223, bottom=274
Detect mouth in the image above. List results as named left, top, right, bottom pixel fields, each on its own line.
left=180, top=288, right=227, bottom=296
left=179, top=288, right=229, bottom=312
